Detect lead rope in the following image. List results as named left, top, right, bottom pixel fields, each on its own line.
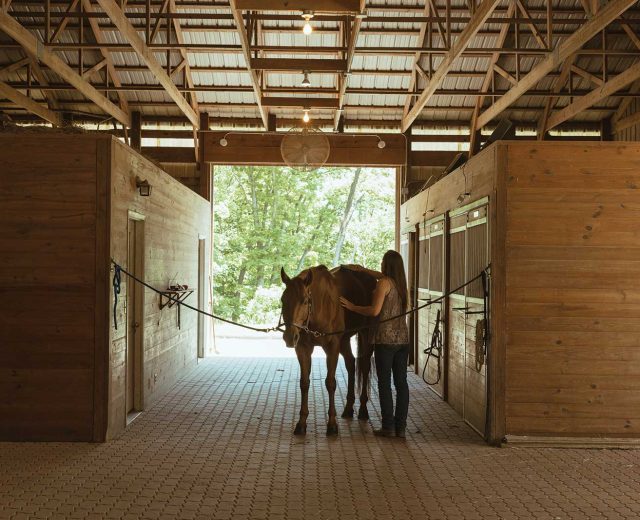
left=112, top=265, right=121, bottom=330
left=421, top=308, right=442, bottom=385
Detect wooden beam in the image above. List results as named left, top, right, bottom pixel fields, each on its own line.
left=546, top=61, right=640, bottom=131
left=515, top=0, right=547, bottom=49
left=476, top=0, right=638, bottom=129
left=0, top=57, right=29, bottom=76
left=0, top=81, right=62, bottom=125
left=494, top=64, right=517, bottom=86
left=204, top=131, right=406, bottom=166
left=80, top=0, right=130, bottom=114
left=251, top=58, right=347, bottom=72
left=0, top=10, right=130, bottom=126
left=27, top=57, right=60, bottom=110
left=570, top=65, right=604, bottom=87
left=234, top=0, right=362, bottom=12
left=141, top=146, right=195, bottom=163
left=169, top=0, right=199, bottom=121
left=469, top=2, right=514, bottom=156
left=261, top=97, right=339, bottom=108
left=95, top=0, right=198, bottom=127
left=537, top=57, right=575, bottom=139
left=334, top=13, right=362, bottom=129
left=82, top=58, right=107, bottom=79
left=402, top=0, right=502, bottom=133
left=402, top=0, right=429, bottom=120
left=198, top=111, right=210, bottom=201
left=130, top=110, right=141, bottom=151
left=613, top=109, right=640, bottom=134
left=229, top=0, right=268, bottom=129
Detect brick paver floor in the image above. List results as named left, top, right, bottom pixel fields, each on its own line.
left=1, top=356, right=639, bottom=519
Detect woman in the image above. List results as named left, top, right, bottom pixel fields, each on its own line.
left=339, top=250, right=410, bottom=438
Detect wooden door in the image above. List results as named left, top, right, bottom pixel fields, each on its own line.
left=126, top=216, right=145, bottom=418
left=417, top=216, right=446, bottom=398
left=463, top=204, right=489, bottom=436
left=447, top=212, right=467, bottom=417
left=197, top=238, right=206, bottom=359
left=399, top=229, right=417, bottom=366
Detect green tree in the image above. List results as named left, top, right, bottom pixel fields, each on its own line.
left=213, top=166, right=395, bottom=325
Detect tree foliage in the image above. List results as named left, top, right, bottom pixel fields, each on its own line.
left=213, top=165, right=395, bottom=325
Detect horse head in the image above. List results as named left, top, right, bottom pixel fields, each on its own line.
left=280, top=267, right=313, bottom=348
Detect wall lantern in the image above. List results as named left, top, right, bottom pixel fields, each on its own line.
left=136, top=177, right=152, bottom=197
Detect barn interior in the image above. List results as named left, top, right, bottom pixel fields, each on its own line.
left=2, top=1, right=640, bottom=519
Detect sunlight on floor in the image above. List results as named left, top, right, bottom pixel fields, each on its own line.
left=212, top=323, right=326, bottom=358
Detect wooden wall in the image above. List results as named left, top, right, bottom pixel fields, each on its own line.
left=503, top=142, right=640, bottom=437
left=0, top=135, right=105, bottom=441
left=107, top=139, right=211, bottom=439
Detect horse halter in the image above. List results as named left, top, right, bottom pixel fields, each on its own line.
left=293, top=287, right=321, bottom=339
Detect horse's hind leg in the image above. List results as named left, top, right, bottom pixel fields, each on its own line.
left=324, top=339, right=340, bottom=436
left=294, top=343, right=313, bottom=435
left=340, top=337, right=355, bottom=419
left=357, top=340, right=373, bottom=421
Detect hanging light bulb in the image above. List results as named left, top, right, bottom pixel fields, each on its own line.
left=301, top=71, right=311, bottom=87
left=302, top=109, right=311, bottom=123
left=301, top=11, right=314, bottom=35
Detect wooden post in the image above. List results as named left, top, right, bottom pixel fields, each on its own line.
left=267, top=113, right=277, bottom=132
left=130, top=111, right=141, bottom=152
left=199, top=112, right=211, bottom=201
left=600, top=116, right=613, bottom=141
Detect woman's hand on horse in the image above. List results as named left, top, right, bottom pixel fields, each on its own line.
left=339, top=296, right=355, bottom=311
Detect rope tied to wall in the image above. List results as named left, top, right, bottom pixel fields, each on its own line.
left=110, top=259, right=490, bottom=339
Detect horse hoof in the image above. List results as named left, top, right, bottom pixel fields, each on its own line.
left=358, top=409, right=369, bottom=421
left=294, top=423, right=307, bottom=436
left=326, top=424, right=339, bottom=436
left=341, top=409, right=354, bottom=419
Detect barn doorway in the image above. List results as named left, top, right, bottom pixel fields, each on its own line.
left=211, top=165, right=397, bottom=357
left=126, top=213, right=145, bottom=421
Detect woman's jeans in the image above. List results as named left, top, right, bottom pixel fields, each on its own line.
left=374, top=343, right=410, bottom=431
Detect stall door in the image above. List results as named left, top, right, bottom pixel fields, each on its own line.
left=463, top=204, right=489, bottom=435
left=447, top=200, right=489, bottom=437
left=447, top=212, right=467, bottom=416
left=417, top=216, right=446, bottom=398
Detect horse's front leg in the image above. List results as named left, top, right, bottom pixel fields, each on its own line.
left=324, top=338, right=340, bottom=436
left=294, top=342, right=313, bottom=435
left=340, top=335, right=356, bottom=419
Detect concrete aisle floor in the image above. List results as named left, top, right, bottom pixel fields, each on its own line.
left=1, top=357, right=639, bottom=520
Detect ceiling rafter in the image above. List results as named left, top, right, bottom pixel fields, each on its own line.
left=468, top=1, right=514, bottom=156
left=81, top=0, right=130, bottom=115
left=403, top=0, right=503, bottom=133
left=476, top=0, right=638, bottom=130
left=545, top=61, right=640, bottom=131
left=229, top=0, right=268, bottom=129
left=0, top=9, right=130, bottom=125
left=334, top=4, right=364, bottom=130
left=0, top=80, right=61, bottom=124
left=402, top=0, right=430, bottom=120
left=95, top=0, right=198, bottom=127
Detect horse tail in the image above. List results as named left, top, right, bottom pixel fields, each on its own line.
left=355, top=326, right=375, bottom=397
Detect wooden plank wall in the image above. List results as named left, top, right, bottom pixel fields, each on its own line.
left=0, top=135, right=100, bottom=441
left=107, top=139, right=211, bottom=439
left=504, top=142, right=640, bottom=437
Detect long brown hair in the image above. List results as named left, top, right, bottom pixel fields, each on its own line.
left=381, top=250, right=408, bottom=311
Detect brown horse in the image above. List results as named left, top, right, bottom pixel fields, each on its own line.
left=280, top=265, right=377, bottom=435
